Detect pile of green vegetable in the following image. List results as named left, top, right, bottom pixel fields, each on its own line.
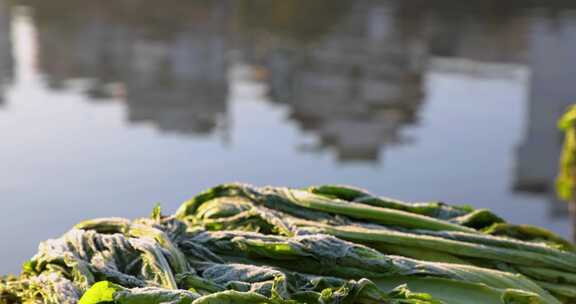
left=558, top=104, right=576, bottom=202
left=1, top=184, right=576, bottom=304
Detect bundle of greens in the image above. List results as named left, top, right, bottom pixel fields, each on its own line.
left=1, top=183, right=575, bottom=304
left=558, top=104, right=576, bottom=202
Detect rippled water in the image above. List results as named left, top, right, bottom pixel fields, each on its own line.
left=2, top=0, right=576, bottom=273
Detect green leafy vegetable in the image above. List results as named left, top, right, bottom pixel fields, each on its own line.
left=2, top=183, right=574, bottom=304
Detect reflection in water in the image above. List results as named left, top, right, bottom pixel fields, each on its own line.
left=514, top=16, right=576, bottom=223
left=256, top=2, right=426, bottom=161
left=236, top=0, right=352, bottom=43
left=27, top=0, right=231, bottom=137
left=3, top=0, right=576, bottom=270
left=122, top=2, right=229, bottom=137
left=8, top=1, right=576, bottom=191
left=0, top=0, right=13, bottom=106
left=10, top=0, right=576, bottom=188
left=19, top=0, right=432, bottom=157
left=18, top=0, right=576, bottom=160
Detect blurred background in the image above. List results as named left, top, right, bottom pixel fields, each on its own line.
left=1, top=0, right=576, bottom=273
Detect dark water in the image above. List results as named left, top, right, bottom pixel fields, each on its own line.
left=2, top=0, right=576, bottom=273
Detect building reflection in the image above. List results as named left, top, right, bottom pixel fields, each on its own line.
left=513, top=15, right=576, bottom=218
left=121, top=2, right=230, bottom=137
left=11, top=0, right=576, bottom=178
left=238, top=0, right=427, bottom=162
left=17, top=0, right=431, bottom=160
left=25, top=0, right=231, bottom=137
left=0, top=0, right=13, bottom=106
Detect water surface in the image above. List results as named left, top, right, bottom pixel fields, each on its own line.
left=2, top=0, right=576, bottom=273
